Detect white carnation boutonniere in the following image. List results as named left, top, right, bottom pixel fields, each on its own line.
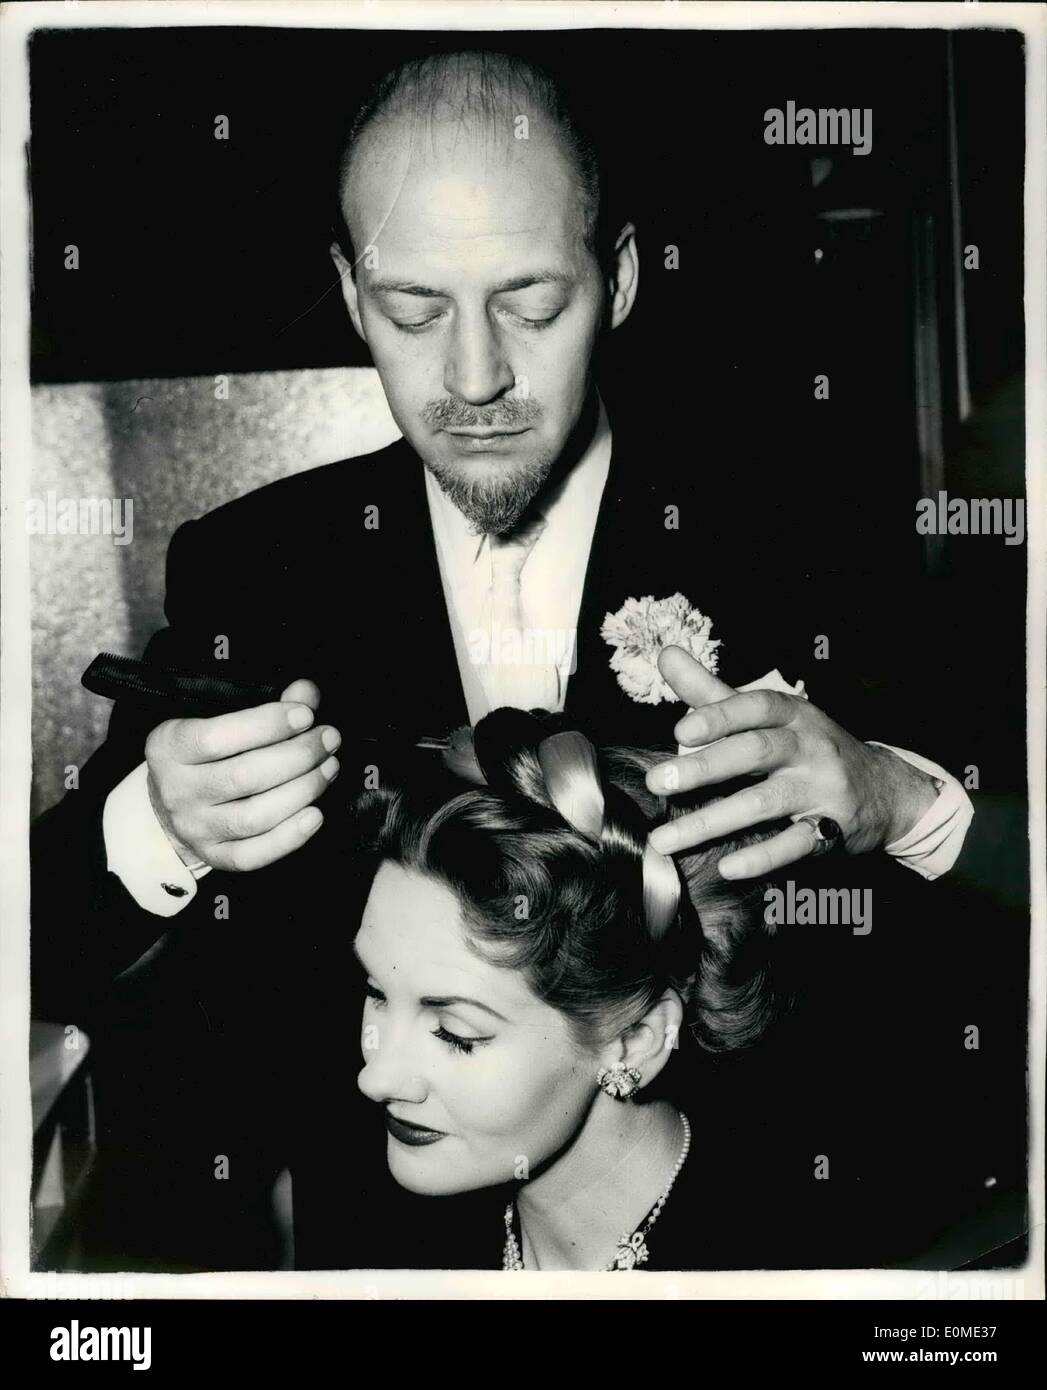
left=601, top=593, right=808, bottom=734
left=600, top=593, right=722, bottom=705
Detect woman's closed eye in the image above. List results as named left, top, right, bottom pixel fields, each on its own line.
left=364, top=984, right=492, bottom=1056
left=431, top=1025, right=490, bottom=1057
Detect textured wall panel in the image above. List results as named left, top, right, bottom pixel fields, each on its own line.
left=30, top=368, right=399, bottom=815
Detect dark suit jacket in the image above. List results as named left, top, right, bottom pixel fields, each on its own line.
left=30, top=404, right=1027, bottom=1272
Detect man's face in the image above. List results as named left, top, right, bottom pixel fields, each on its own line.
left=335, top=119, right=616, bottom=533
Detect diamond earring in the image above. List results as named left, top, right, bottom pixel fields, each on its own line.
left=596, top=1061, right=642, bottom=1100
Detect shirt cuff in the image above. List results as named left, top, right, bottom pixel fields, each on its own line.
left=102, top=761, right=210, bottom=917
left=867, top=743, right=975, bottom=881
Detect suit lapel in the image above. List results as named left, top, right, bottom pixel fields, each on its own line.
left=347, top=440, right=469, bottom=741
left=395, top=450, right=471, bottom=736
left=565, top=414, right=689, bottom=746
left=563, top=406, right=797, bottom=749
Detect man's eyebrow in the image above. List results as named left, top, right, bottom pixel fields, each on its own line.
left=368, top=280, right=447, bottom=299
left=368, top=271, right=575, bottom=297
left=352, top=941, right=509, bottom=1023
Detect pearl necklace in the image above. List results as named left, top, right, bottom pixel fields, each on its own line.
left=502, top=1110, right=691, bottom=1272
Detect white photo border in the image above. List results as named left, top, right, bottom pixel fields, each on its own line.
left=2, top=0, right=1043, bottom=1302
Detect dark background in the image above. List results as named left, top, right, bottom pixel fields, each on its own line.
left=29, top=24, right=1027, bottom=645
left=27, top=25, right=1031, bottom=1273
left=29, top=27, right=1024, bottom=390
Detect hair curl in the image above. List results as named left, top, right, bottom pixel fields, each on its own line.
left=353, top=710, right=789, bottom=1057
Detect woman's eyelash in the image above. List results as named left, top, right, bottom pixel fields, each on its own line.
left=432, top=1025, right=490, bottom=1056
left=365, top=986, right=489, bottom=1055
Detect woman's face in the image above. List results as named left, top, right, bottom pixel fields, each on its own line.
left=355, top=860, right=599, bottom=1196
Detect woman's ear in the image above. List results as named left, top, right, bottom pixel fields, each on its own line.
left=330, top=240, right=367, bottom=343
left=603, top=989, right=684, bottom=1090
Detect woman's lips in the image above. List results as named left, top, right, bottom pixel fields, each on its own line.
left=386, top=1113, right=447, bottom=1147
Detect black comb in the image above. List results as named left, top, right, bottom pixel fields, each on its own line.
left=82, top=652, right=286, bottom=717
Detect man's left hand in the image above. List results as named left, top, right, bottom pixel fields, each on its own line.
left=644, top=646, right=939, bottom=879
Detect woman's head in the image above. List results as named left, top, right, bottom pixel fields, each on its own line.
left=352, top=710, right=783, bottom=1196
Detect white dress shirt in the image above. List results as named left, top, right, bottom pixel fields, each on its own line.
left=426, top=395, right=613, bottom=724
left=102, top=399, right=973, bottom=912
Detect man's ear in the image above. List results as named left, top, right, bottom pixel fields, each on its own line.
left=601, top=988, right=684, bottom=1090
left=330, top=240, right=367, bottom=344
left=607, top=222, right=639, bottom=331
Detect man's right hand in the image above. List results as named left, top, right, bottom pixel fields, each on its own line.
left=144, top=678, right=340, bottom=872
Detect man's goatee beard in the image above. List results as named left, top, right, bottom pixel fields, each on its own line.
left=425, top=456, right=554, bottom=535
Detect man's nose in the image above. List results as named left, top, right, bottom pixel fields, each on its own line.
left=357, top=1021, right=428, bottom=1106
left=443, top=308, right=516, bottom=405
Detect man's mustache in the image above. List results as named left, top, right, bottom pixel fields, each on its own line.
left=423, top=397, right=541, bottom=430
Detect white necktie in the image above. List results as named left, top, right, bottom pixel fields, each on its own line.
left=478, top=516, right=561, bottom=714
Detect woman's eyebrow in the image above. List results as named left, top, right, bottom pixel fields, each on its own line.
left=353, top=940, right=509, bottom=1021
left=419, top=995, right=509, bottom=1023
